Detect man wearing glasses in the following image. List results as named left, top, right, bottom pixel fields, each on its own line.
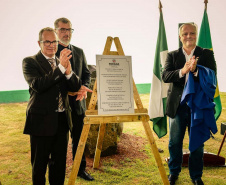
left=22, top=27, right=93, bottom=184
left=54, top=17, right=93, bottom=181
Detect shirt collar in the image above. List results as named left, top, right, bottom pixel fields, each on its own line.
left=182, top=46, right=196, bottom=57
left=41, top=51, right=56, bottom=60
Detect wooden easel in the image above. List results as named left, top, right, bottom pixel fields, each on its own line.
left=68, top=37, right=169, bottom=185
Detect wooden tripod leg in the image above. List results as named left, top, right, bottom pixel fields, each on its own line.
left=93, top=124, right=106, bottom=168
left=217, top=130, right=226, bottom=156
left=68, top=124, right=91, bottom=185
left=142, top=120, right=170, bottom=185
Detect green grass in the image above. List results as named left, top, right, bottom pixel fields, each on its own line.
left=0, top=93, right=226, bottom=185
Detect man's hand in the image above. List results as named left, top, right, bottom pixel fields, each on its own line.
left=68, top=85, right=93, bottom=101
left=60, top=48, right=72, bottom=69
left=65, top=61, right=72, bottom=75
left=189, top=56, right=198, bottom=72
left=76, top=86, right=93, bottom=101
left=181, top=60, right=192, bottom=76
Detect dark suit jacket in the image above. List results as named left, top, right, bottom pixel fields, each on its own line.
left=162, top=46, right=216, bottom=118
left=22, top=51, right=81, bottom=136
left=56, top=44, right=90, bottom=115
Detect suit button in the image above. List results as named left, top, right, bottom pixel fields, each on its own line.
left=56, top=97, right=58, bottom=100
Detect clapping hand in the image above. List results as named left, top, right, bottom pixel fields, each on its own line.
left=181, top=60, right=192, bottom=76
left=189, top=56, right=198, bottom=72
left=60, top=48, right=72, bottom=73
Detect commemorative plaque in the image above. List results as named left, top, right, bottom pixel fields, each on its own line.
left=96, top=55, right=134, bottom=115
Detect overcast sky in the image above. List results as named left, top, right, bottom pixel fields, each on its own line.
left=0, top=0, right=225, bottom=92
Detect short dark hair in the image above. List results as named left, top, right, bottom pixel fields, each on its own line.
left=38, top=27, right=55, bottom=41
left=54, top=17, right=72, bottom=28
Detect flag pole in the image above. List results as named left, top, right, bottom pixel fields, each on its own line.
left=204, top=0, right=208, bottom=10
left=159, top=0, right=162, bottom=12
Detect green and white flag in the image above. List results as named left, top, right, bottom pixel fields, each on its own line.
left=197, top=9, right=222, bottom=120
left=148, top=11, right=169, bottom=138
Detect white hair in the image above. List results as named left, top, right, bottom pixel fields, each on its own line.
left=179, top=23, right=198, bottom=36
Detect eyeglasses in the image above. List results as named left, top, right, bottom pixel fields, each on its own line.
left=56, top=28, right=74, bottom=33
left=40, top=40, right=59, bottom=46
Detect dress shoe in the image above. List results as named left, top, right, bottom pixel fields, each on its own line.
left=168, top=174, right=178, bottom=185
left=192, top=179, right=204, bottom=185
left=78, top=170, right=94, bottom=181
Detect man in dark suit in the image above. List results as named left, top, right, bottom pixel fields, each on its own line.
left=162, top=23, right=216, bottom=185
left=22, top=27, right=92, bottom=185
left=54, top=17, right=94, bottom=181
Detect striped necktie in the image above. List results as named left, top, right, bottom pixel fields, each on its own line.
left=48, top=58, right=56, bottom=69
left=48, top=58, right=64, bottom=110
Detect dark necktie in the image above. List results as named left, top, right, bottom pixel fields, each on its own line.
left=48, top=58, right=64, bottom=110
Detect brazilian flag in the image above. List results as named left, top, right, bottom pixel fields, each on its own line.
left=197, top=9, right=222, bottom=120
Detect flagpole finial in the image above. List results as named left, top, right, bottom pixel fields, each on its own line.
left=204, top=0, right=208, bottom=10
left=159, top=0, right=163, bottom=12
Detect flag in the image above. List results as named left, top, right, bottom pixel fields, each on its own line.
left=197, top=9, right=222, bottom=120
left=148, top=11, right=169, bottom=138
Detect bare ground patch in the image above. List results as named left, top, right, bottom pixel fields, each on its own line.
left=66, top=133, right=148, bottom=176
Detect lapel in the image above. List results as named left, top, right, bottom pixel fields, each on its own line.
left=36, top=51, right=52, bottom=73
left=69, top=45, right=79, bottom=75
left=193, top=46, right=203, bottom=65
left=176, top=47, right=186, bottom=69
left=193, top=46, right=203, bottom=56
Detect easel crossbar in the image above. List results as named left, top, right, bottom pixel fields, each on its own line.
left=84, top=114, right=149, bottom=124
left=85, top=108, right=148, bottom=115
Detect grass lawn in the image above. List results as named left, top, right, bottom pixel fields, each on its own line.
left=0, top=93, right=226, bottom=185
